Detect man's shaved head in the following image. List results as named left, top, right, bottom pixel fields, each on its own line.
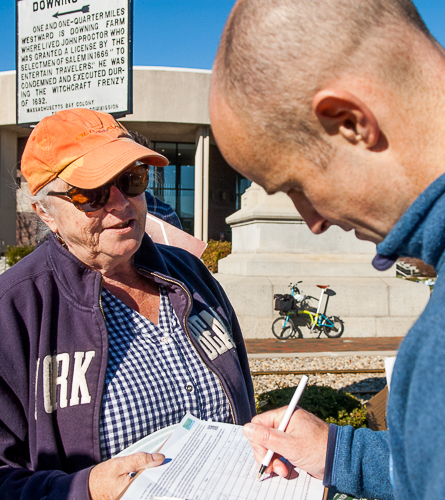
left=213, top=0, right=435, bottom=165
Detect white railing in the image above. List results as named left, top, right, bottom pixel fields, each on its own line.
left=396, top=260, right=419, bottom=278
left=0, top=257, right=9, bottom=275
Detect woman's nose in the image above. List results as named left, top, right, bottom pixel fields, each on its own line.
left=105, top=184, right=130, bottom=211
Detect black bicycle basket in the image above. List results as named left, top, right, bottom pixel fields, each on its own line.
left=273, top=294, right=295, bottom=312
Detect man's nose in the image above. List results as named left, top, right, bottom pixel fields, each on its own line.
left=305, top=215, right=331, bottom=234
left=287, top=189, right=331, bottom=234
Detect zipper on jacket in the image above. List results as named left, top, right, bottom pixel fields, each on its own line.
left=149, top=271, right=236, bottom=424
left=98, top=276, right=105, bottom=320
left=96, top=275, right=109, bottom=462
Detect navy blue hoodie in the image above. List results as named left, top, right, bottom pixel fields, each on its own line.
left=0, top=233, right=255, bottom=500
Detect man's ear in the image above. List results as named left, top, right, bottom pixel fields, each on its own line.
left=313, top=89, right=380, bottom=148
left=32, top=203, right=58, bottom=233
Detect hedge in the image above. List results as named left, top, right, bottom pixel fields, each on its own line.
left=202, top=240, right=232, bottom=273
left=257, top=384, right=367, bottom=428
left=5, top=245, right=35, bottom=267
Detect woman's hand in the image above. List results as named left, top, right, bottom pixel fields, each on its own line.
left=89, top=452, right=165, bottom=500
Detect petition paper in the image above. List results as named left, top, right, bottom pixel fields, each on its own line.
left=121, top=414, right=324, bottom=500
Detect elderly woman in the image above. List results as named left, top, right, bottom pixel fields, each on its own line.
left=0, top=109, right=255, bottom=500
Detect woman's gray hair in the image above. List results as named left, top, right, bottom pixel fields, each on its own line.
left=24, top=177, right=67, bottom=212
left=19, top=177, right=67, bottom=241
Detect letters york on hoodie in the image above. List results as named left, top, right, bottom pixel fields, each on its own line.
left=35, top=310, right=234, bottom=418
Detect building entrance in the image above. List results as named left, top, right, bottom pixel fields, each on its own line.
left=150, top=142, right=195, bottom=234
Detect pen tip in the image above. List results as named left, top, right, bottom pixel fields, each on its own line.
left=257, top=464, right=266, bottom=481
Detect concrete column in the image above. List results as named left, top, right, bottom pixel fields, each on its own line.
left=194, top=126, right=210, bottom=241
left=194, top=132, right=203, bottom=240
left=202, top=131, right=210, bottom=242
left=0, top=129, right=18, bottom=249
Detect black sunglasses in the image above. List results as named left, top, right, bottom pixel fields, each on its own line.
left=47, top=164, right=149, bottom=213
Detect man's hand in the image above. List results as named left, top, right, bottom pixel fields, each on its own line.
left=89, top=452, right=165, bottom=500
left=243, top=406, right=329, bottom=479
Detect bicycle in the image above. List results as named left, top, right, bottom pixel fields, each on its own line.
left=272, top=282, right=344, bottom=339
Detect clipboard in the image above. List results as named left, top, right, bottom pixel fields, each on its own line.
left=115, top=441, right=170, bottom=500
left=115, top=414, right=326, bottom=500
left=118, top=480, right=329, bottom=500
left=118, top=468, right=329, bottom=500
left=115, top=427, right=176, bottom=500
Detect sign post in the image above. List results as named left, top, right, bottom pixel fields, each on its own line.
left=16, top=0, right=133, bottom=125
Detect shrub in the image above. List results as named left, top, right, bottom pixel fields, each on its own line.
left=5, top=245, right=35, bottom=267
left=202, top=240, right=231, bottom=273
left=256, top=384, right=367, bottom=428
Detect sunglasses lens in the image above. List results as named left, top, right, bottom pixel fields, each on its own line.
left=70, top=185, right=110, bottom=213
left=66, top=165, right=148, bottom=212
left=117, top=165, right=149, bottom=197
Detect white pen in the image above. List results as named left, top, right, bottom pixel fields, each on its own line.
left=257, top=375, right=309, bottom=481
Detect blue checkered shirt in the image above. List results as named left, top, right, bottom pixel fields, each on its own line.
left=99, top=285, right=232, bottom=460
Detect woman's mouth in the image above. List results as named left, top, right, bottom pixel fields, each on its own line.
left=107, top=220, right=133, bottom=230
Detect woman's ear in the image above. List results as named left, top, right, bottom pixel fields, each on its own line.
left=313, top=89, right=380, bottom=148
left=32, top=203, right=58, bottom=233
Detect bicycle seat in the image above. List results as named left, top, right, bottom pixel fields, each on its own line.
left=316, top=285, right=330, bottom=289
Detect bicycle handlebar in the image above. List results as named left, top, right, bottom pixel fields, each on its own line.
left=289, top=282, right=303, bottom=293
left=289, top=281, right=302, bottom=287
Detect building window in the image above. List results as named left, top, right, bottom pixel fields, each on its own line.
left=235, top=174, right=252, bottom=210
left=149, top=142, right=195, bottom=234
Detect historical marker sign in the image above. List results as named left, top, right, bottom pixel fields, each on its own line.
left=17, top=0, right=133, bottom=125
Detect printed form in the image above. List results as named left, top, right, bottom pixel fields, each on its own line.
left=120, top=413, right=325, bottom=500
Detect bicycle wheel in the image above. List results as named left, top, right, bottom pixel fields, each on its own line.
left=323, top=316, right=344, bottom=338
left=272, top=316, right=295, bottom=340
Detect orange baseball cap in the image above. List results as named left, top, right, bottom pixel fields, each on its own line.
left=21, top=108, right=169, bottom=195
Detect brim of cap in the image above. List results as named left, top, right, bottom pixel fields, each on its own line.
left=58, top=138, right=169, bottom=189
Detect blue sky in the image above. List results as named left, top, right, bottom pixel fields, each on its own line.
left=3, top=0, right=445, bottom=71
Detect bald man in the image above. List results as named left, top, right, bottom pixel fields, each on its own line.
left=210, top=1, right=445, bottom=499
